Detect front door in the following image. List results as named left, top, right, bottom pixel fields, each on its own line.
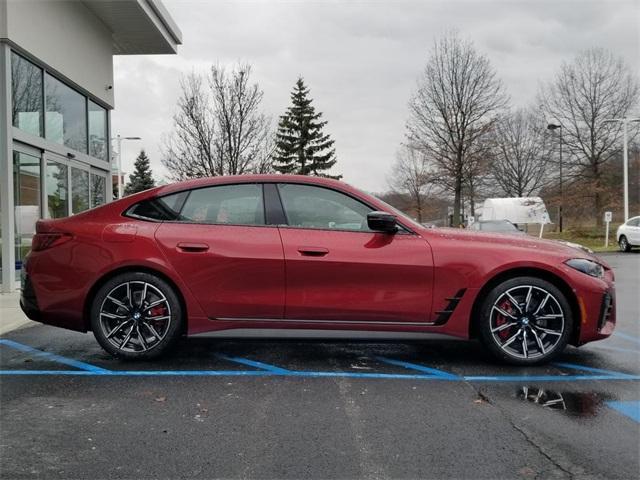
left=154, top=183, right=285, bottom=320
left=275, top=183, right=433, bottom=323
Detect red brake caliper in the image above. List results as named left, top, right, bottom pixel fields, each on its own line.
left=496, top=299, right=514, bottom=340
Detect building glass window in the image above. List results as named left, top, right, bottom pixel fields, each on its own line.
left=88, top=100, right=108, bottom=161
left=13, top=151, right=42, bottom=281
left=46, top=160, right=69, bottom=218
left=45, top=74, right=87, bottom=153
left=71, top=167, right=90, bottom=214
left=91, top=174, right=106, bottom=208
left=11, top=53, right=43, bottom=137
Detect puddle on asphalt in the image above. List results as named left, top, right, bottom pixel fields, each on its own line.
left=517, top=386, right=613, bottom=418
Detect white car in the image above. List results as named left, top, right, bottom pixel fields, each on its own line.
left=616, top=216, right=640, bottom=252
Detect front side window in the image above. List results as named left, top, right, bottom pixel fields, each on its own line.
left=45, top=74, right=87, bottom=153
left=11, top=53, right=43, bottom=137
left=627, top=217, right=640, bottom=227
left=180, top=184, right=265, bottom=225
left=277, top=183, right=373, bottom=231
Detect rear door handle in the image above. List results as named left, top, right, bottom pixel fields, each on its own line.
left=177, top=242, right=209, bottom=253
left=297, top=246, right=329, bottom=257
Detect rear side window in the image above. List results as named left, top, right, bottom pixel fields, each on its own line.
left=126, top=192, right=187, bottom=221
left=180, top=184, right=265, bottom=225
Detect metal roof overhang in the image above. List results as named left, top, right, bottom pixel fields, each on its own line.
left=82, top=0, right=182, bottom=54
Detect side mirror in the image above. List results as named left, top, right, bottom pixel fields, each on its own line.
left=367, top=211, right=397, bottom=233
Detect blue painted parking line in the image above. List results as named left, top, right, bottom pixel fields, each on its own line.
left=606, top=401, right=640, bottom=423
left=0, top=339, right=109, bottom=373
left=553, top=362, right=639, bottom=379
left=1, top=339, right=639, bottom=382
left=375, top=356, right=459, bottom=379
left=216, top=354, right=291, bottom=373
left=613, top=331, right=640, bottom=345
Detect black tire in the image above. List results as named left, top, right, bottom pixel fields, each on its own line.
left=91, top=271, right=183, bottom=360
left=619, top=235, right=631, bottom=252
left=477, top=276, right=573, bottom=365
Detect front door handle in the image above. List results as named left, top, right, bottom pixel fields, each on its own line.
left=297, top=246, right=329, bottom=257
left=177, top=242, right=209, bottom=253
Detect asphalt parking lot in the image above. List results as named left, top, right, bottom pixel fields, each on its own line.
left=1, top=253, right=638, bottom=480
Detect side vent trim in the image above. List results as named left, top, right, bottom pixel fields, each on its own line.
left=434, top=289, right=467, bottom=325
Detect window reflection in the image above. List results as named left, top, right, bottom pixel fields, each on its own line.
left=45, top=74, right=87, bottom=153
left=71, top=168, right=90, bottom=214
left=46, top=160, right=68, bottom=218
left=91, top=174, right=106, bottom=208
left=13, top=151, right=42, bottom=281
left=11, top=53, right=43, bottom=137
left=89, top=101, right=107, bottom=161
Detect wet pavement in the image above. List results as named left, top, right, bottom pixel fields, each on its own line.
left=0, top=252, right=638, bottom=479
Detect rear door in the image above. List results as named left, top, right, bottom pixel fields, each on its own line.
left=275, top=183, right=433, bottom=324
left=154, top=183, right=285, bottom=319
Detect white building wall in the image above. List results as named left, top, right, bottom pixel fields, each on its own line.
left=3, top=0, right=114, bottom=107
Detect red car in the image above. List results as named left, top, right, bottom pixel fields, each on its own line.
left=20, top=175, right=615, bottom=364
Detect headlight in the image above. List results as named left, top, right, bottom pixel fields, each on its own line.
left=565, top=258, right=604, bottom=278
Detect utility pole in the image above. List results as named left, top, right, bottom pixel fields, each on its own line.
left=547, top=124, right=563, bottom=232
left=603, top=118, right=640, bottom=222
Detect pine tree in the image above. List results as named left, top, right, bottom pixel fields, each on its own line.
left=124, top=150, right=156, bottom=195
left=272, top=77, right=341, bottom=179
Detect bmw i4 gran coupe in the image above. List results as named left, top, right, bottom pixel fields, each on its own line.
left=20, top=175, right=616, bottom=364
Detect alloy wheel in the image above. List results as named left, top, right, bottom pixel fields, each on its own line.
left=98, top=281, right=172, bottom=353
left=490, top=285, right=565, bottom=359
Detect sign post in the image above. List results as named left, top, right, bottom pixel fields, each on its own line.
left=604, top=211, right=612, bottom=247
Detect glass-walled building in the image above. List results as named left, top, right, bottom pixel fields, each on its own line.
left=0, top=0, right=182, bottom=292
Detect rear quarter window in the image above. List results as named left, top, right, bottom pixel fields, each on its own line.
left=125, top=192, right=187, bottom=221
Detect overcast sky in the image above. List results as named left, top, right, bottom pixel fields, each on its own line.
left=112, top=0, right=640, bottom=193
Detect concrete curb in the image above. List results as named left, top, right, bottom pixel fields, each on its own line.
left=0, top=292, right=36, bottom=336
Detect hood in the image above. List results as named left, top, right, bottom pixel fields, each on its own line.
left=424, top=227, right=607, bottom=265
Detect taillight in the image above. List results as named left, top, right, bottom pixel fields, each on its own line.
left=32, top=232, right=72, bottom=251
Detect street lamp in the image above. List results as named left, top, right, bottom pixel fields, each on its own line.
left=602, top=117, right=640, bottom=222
left=111, top=135, right=141, bottom=199
left=547, top=123, right=563, bottom=232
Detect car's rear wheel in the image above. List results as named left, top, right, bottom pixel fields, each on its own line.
left=478, top=276, right=572, bottom=365
left=619, top=235, right=631, bottom=252
left=91, top=272, right=183, bottom=359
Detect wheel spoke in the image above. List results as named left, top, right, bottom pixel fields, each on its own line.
left=533, top=293, right=550, bottom=315
left=140, top=283, right=148, bottom=308
left=536, top=314, right=563, bottom=320
left=106, top=319, right=132, bottom=339
left=533, top=325, right=562, bottom=336
left=101, top=312, right=127, bottom=320
left=502, top=329, right=522, bottom=348
left=524, top=286, right=533, bottom=312
left=145, top=315, right=170, bottom=321
left=136, top=325, right=148, bottom=351
left=530, top=327, right=546, bottom=354
left=142, top=321, right=162, bottom=341
left=144, top=299, right=166, bottom=311
left=492, top=321, right=517, bottom=333
left=120, top=324, right=135, bottom=349
left=126, top=282, right=133, bottom=309
left=505, top=292, right=523, bottom=314
left=107, top=295, right=129, bottom=310
left=493, top=305, right=517, bottom=320
left=522, top=330, right=529, bottom=358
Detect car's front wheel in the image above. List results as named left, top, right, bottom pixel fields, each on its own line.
left=91, top=272, right=183, bottom=360
left=619, top=235, right=631, bottom=252
left=478, top=276, right=573, bottom=365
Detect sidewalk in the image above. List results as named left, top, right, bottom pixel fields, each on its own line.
left=0, top=292, right=36, bottom=335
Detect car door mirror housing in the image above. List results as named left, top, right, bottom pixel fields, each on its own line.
left=367, top=211, right=398, bottom=233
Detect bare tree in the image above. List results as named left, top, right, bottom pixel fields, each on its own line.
left=162, top=63, right=272, bottom=180
left=389, top=146, right=434, bottom=223
left=406, top=31, right=508, bottom=226
left=539, top=48, right=639, bottom=225
left=491, top=108, right=550, bottom=197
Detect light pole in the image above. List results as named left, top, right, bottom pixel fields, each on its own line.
left=547, top=123, right=563, bottom=232
left=111, top=135, right=141, bottom=199
left=603, top=117, right=640, bottom=222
